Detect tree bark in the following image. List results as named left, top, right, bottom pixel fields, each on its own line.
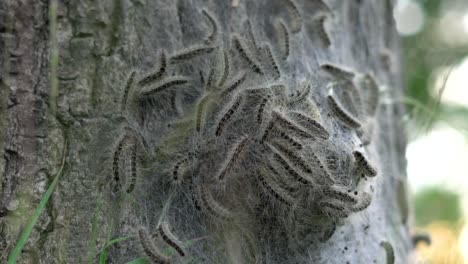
left=1, top=0, right=411, bottom=263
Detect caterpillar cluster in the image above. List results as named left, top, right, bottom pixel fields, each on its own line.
left=105, top=1, right=384, bottom=262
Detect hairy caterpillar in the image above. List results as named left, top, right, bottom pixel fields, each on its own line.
left=201, top=9, right=219, bottom=44
left=170, top=46, right=215, bottom=64
left=221, top=71, right=247, bottom=96
left=323, top=188, right=358, bottom=204
left=121, top=71, right=136, bottom=112
left=195, top=94, right=212, bottom=132
left=380, top=241, right=395, bottom=264
left=138, top=77, right=189, bottom=98
left=353, top=151, right=377, bottom=177
left=112, top=134, right=129, bottom=184
left=327, top=92, right=362, bottom=129
left=309, top=152, right=335, bottom=185
left=257, top=95, right=271, bottom=124
left=269, top=145, right=312, bottom=185
left=126, top=144, right=138, bottom=193
left=217, top=50, right=231, bottom=87
left=319, top=201, right=350, bottom=218
left=321, top=63, right=355, bottom=80
left=313, top=14, right=331, bottom=47
left=138, top=51, right=167, bottom=87
left=274, top=19, right=290, bottom=61
left=283, top=0, right=302, bottom=33
left=215, top=94, right=244, bottom=136
left=350, top=191, right=372, bottom=212
left=257, top=169, right=295, bottom=205
left=200, top=185, right=234, bottom=220
left=172, top=157, right=188, bottom=183
left=158, top=222, right=186, bottom=257
left=216, top=136, right=249, bottom=180
left=270, top=129, right=303, bottom=150
left=288, top=111, right=329, bottom=140
left=268, top=142, right=313, bottom=176
left=232, top=35, right=263, bottom=74
left=271, top=110, right=313, bottom=139
left=261, top=43, right=281, bottom=80
left=138, top=228, right=170, bottom=264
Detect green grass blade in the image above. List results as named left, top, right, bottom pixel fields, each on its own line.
left=7, top=139, right=67, bottom=264
left=98, top=236, right=132, bottom=264
left=125, top=257, right=149, bottom=264
left=87, top=194, right=103, bottom=264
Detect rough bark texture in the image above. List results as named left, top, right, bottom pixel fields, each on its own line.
left=0, top=0, right=411, bottom=263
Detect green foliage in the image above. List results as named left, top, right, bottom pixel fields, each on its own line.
left=414, top=187, right=461, bottom=226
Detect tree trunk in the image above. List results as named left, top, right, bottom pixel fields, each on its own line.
left=1, top=0, right=411, bottom=263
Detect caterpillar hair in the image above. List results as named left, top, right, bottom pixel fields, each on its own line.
left=353, top=151, right=377, bottom=177
left=257, top=169, right=295, bottom=205
left=262, top=43, right=281, bottom=80
left=200, top=185, right=234, bottom=220
left=221, top=71, right=247, bottom=96
left=320, top=63, right=355, bottom=80
left=126, top=144, right=138, bottom=193
left=217, top=50, right=231, bottom=87
left=138, top=76, right=189, bottom=98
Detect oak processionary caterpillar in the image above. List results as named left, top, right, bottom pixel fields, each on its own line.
left=320, top=63, right=355, bottom=80
left=380, top=241, right=395, bottom=264
left=200, top=185, right=234, bottom=220
left=216, top=136, right=249, bottom=180
left=283, top=0, right=302, bottom=33
left=274, top=19, right=290, bottom=61
left=138, top=77, right=189, bottom=98
left=138, top=228, right=170, bottom=264
left=217, top=50, right=231, bottom=87
left=126, top=144, right=138, bottom=193
left=138, top=50, right=167, bottom=87
left=353, top=151, right=377, bottom=177
left=327, top=90, right=362, bottom=129
left=170, top=46, right=216, bottom=64
left=158, top=222, right=186, bottom=257
left=261, top=43, right=281, bottom=80
left=257, top=169, right=295, bottom=205
left=201, top=9, right=218, bottom=44
left=232, top=35, right=263, bottom=74
left=288, top=111, right=329, bottom=140
left=121, top=71, right=136, bottom=112
left=215, top=94, right=244, bottom=136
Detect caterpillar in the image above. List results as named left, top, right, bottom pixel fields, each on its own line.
left=195, top=94, right=212, bottom=132
left=269, top=146, right=312, bottom=185
left=158, top=222, right=186, bottom=257
left=320, top=63, right=355, bottom=80
left=112, top=134, right=129, bottom=184
left=232, top=35, right=263, bottom=74
left=350, top=191, right=372, bottom=212
left=217, top=50, right=230, bottom=87
left=138, top=51, right=167, bottom=87
left=120, top=71, right=136, bottom=112
left=380, top=241, right=395, bottom=264
left=262, top=43, right=281, bottom=80
left=319, top=201, right=350, bottom=218
left=215, top=94, right=244, bottom=136
left=323, top=188, right=357, bottom=204
left=327, top=92, right=362, bottom=129
left=287, top=111, right=329, bottom=140
left=201, top=9, right=219, bottom=44
left=221, top=71, right=247, bottom=96
left=216, top=136, right=249, bottom=180
left=268, top=142, right=313, bottom=176
left=200, top=185, right=234, bottom=220
left=205, top=68, right=217, bottom=91
left=170, top=46, right=215, bottom=64
left=271, top=129, right=303, bottom=150
left=309, top=152, right=335, bottom=185
left=271, top=110, right=313, bottom=139
left=257, top=169, right=295, bottom=205
left=138, top=228, right=170, bottom=264
left=362, top=73, right=380, bottom=117
left=353, top=151, right=377, bottom=177
left=266, top=163, right=298, bottom=193
left=283, top=0, right=302, bottom=33
left=274, top=19, right=290, bottom=61
left=138, top=77, right=189, bottom=98
left=172, top=157, right=188, bottom=183
left=257, top=95, right=271, bottom=124
left=313, top=14, right=331, bottom=47
left=126, top=144, right=138, bottom=193
left=260, top=118, right=276, bottom=142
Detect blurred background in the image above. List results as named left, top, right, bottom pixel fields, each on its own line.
left=394, top=0, right=468, bottom=262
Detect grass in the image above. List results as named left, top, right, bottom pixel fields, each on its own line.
left=7, top=139, right=67, bottom=264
